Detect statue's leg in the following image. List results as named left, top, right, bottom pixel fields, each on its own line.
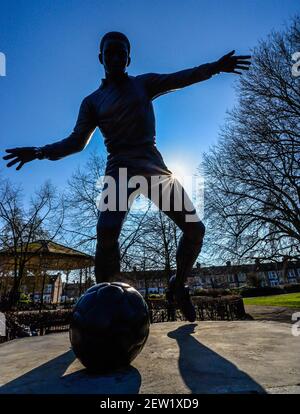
left=147, top=175, right=205, bottom=321
left=174, top=223, right=205, bottom=287
left=94, top=172, right=134, bottom=283
left=94, top=217, right=125, bottom=283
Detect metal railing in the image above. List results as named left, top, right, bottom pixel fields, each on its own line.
left=0, top=296, right=246, bottom=344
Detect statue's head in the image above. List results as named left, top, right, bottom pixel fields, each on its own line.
left=99, top=31, right=131, bottom=76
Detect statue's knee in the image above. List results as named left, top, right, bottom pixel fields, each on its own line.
left=184, top=221, right=205, bottom=244
left=97, top=224, right=119, bottom=249
left=198, top=221, right=206, bottom=239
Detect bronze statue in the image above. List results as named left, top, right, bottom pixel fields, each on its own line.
left=3, top=32, right=251, bottom=322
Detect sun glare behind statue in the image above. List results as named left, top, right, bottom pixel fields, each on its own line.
left=128, top=161, right=203, bottom=215
left=168, top=161, right=204, bottom=220
left=169, top=163, right=189, bottom=184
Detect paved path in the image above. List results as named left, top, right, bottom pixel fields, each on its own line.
left=0, top=321, right=299, bottom=394
left=245, top=305, right=300, bottom=324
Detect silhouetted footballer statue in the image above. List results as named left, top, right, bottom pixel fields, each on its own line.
left=3, top=32, right=251, bottom=322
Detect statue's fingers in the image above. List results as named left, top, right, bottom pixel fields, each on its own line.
left=236, top=59, right=251, bottom=65
left=5, top=148, right=18, bottom=153
left=232, top=70, right=242, bottom=75
left=16, top=161, right=25, bottom=171
left=236, top=55, right=251, bottom=60
left=7, top=158, right=20, bottom=168
left=3, top=153, right=15, bottom=160
left=236, top=65, right=250, bottom=70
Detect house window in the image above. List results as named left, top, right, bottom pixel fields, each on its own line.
left=288, top=269, right=296, bottom=278
left=287, top=269, right=297, bottom=284
left=238, top=273, right=246, bottom=282
left=44, top=284, right=52, bottom=294
left=43, top=294, right=51, bottom=303
left=268, top=271, right=279, bottom=281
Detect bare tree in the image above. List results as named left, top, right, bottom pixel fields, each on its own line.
left=63, top=152, right=106, bottom=253
left=202, top=16, right=300, bottom=264
left=129, top=209, right=180, bottom=274
left=0, top=178, right=65, bottom=307
left=246, top=272, right=262, bottom=288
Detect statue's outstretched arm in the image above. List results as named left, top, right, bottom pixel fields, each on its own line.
left=140, top=51, right=251, bottom=100
left=3, top=97, right=97, bottom=170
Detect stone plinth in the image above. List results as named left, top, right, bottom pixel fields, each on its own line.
left=0, top=321, right=299, bottom=394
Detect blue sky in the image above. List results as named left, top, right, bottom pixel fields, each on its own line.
left=0, top=0, right=299, bottom=198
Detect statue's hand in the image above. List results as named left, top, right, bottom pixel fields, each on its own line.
left=215, top=50, right=251, bottom=75
left=3, top=147, right=37, bottom=170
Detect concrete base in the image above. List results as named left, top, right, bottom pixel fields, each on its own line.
left=0, top=321, right=299, bottom=394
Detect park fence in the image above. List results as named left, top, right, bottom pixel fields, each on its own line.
left=0, top=295, right=246, bottom=344
left=147, top=295, right=246, bottom=323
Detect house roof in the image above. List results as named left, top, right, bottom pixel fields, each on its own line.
left=120, top=260, right=300, bottom=281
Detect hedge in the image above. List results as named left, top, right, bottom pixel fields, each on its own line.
left=231, top=284, right=300, bottom=298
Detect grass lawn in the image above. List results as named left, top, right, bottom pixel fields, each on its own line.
left=243, top=293, right=300, bottom=309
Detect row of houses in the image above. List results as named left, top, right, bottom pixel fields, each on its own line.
left=121, top=259, right=300, bottom=294
left=1, top=259, right=300, bottom=303
left=188, top=260, right=300, bottom=290
left=0, top=273, right=93, bottom=305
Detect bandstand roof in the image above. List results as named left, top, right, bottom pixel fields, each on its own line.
left=0, top=240, right=94, bottom=272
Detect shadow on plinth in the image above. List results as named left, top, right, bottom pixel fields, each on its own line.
left=168, top=324, right=266, bottom=394
left=0, top=349, right=141, bottom=394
